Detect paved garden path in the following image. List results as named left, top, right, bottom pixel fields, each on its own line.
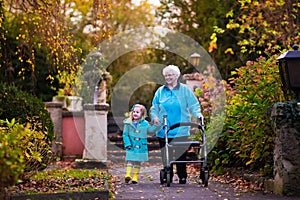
left=108, top=163, right=300, bottom=200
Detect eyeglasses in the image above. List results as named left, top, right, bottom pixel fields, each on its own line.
left=164, top=74, right=175, bottom=78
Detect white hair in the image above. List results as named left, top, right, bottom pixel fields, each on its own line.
left=162, top=65, right=181, bottom=76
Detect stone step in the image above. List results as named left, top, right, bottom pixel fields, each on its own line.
left=107, top=147, right=200, bottom=164
left=107, top=116, right=124, bottom=134
left=107, top=149, right=162, bottom=163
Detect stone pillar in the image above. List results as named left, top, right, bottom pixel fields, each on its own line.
left=270, top=102, right=300, bottom=196
left=75, top=103, right=110, bottom=169
left=45, top=102, right=63, bottom=158
left=53, top=96, right=83, bottom=112
left=182, top=73, right=203, bottom=91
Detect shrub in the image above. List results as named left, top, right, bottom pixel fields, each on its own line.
left=0, top=83, right=53, bottom=140
left=0, top=83, right=54, bottom=172
left=210, top=54, right=285, bottom=176
left=0, top=120, right=25, bottom=197
left=183, top=66, right=228, bottom=161
left=0, top=119, right=51, bottom=198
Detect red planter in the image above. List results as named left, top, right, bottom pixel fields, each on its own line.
left=62, top=111, right=85, bottom=158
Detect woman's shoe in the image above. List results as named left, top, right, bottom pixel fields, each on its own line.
left=179, top=178, right=186, bottom=184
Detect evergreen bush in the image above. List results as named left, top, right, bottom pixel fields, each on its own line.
left=0, top=83, right=54, bottom=172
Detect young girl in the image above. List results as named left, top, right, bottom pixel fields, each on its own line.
left=123, top=104, right=161, bottom=184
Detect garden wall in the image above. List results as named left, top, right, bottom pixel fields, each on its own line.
left=270, top=101, right=300, bottom=196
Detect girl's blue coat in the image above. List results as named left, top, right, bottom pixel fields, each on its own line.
left=123, top=117, right=161, bottom=162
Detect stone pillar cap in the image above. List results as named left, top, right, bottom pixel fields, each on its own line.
left=84, top=103, right=110, bottom=111
left=45, top=102, right=63, bottom=108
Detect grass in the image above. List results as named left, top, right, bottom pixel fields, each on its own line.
left=7, top=162, right=112, bottom=197
left=32, top=168, right=107, bottom=180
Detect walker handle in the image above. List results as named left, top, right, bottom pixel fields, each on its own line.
left=167, top=122, right=201, bottom=132
left=198, top=116, right=205, bottom=131
left=163, top=115, right=167, bottom=128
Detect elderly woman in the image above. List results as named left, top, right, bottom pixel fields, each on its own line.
left=150, top=64, right=203, bottom=184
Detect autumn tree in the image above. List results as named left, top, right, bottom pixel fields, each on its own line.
left=0, top=0, right=115, bottom=100
left=211, top=0, right=300, bottom=57
left=156, top=0, right=239, bottom=79
left=78, top=0, right=159, bottom=105
left=1, top=0, right=160, bottom=103
left=0, top=0, right=83, bottom=100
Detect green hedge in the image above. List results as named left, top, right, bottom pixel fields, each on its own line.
left=0, top=83, right=54, bottom=172
left=0, top=83, right=54, bottom=141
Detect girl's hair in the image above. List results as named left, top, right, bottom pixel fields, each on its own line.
left=131, top=104, right=147, bottom=119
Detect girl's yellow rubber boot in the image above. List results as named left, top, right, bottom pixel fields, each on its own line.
left=132, top=166, right=140, bottom=184
left=125, top=164, right=132, bottom=183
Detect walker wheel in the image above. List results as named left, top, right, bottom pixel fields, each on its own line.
left=160, top=169, right=166, bottom=184
left=203, top=170, right=209, bottom=187
left=166, top=171, right=171, bottom=187
left=201, top=169, right=209, bottom=187
left=200, top=169, right=209, bottom=187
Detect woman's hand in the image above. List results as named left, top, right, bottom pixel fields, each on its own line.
left=198, top=113, right=204, bottom=120
left=153, top=117, right=160, bottom=125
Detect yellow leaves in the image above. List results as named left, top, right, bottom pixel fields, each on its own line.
left=226, top=21, right=240, bottom=29
left=238, top=0, right=252, bottom=7
left=276, top=0, right=285, bottom=7
left=252, top=0, right=259, bottom=6
left=224, top=48, right=234, bottom=55
left=226, top=9, right=234, bottom=18
left=18, top=56, right=23, bottom=62
left=16, top=33, right=27, bottom=41
left=26, top=58, right=33, bottom=65
left=210, top=32, right=217, bottom=41
left=25, top=151, right=31, bottom=158
left=208, top=41, right=217, bottom=53
left=246, top=151, right=257, bottom=166
left=203, top=83, right=209, bottom=89
left=213, top=26, right=225, bottom=34
left=64, top=52, right=70, bottom=59
left=230, top=70, right=237, bottom=76
left=208, top=33, right=218, bottom=52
